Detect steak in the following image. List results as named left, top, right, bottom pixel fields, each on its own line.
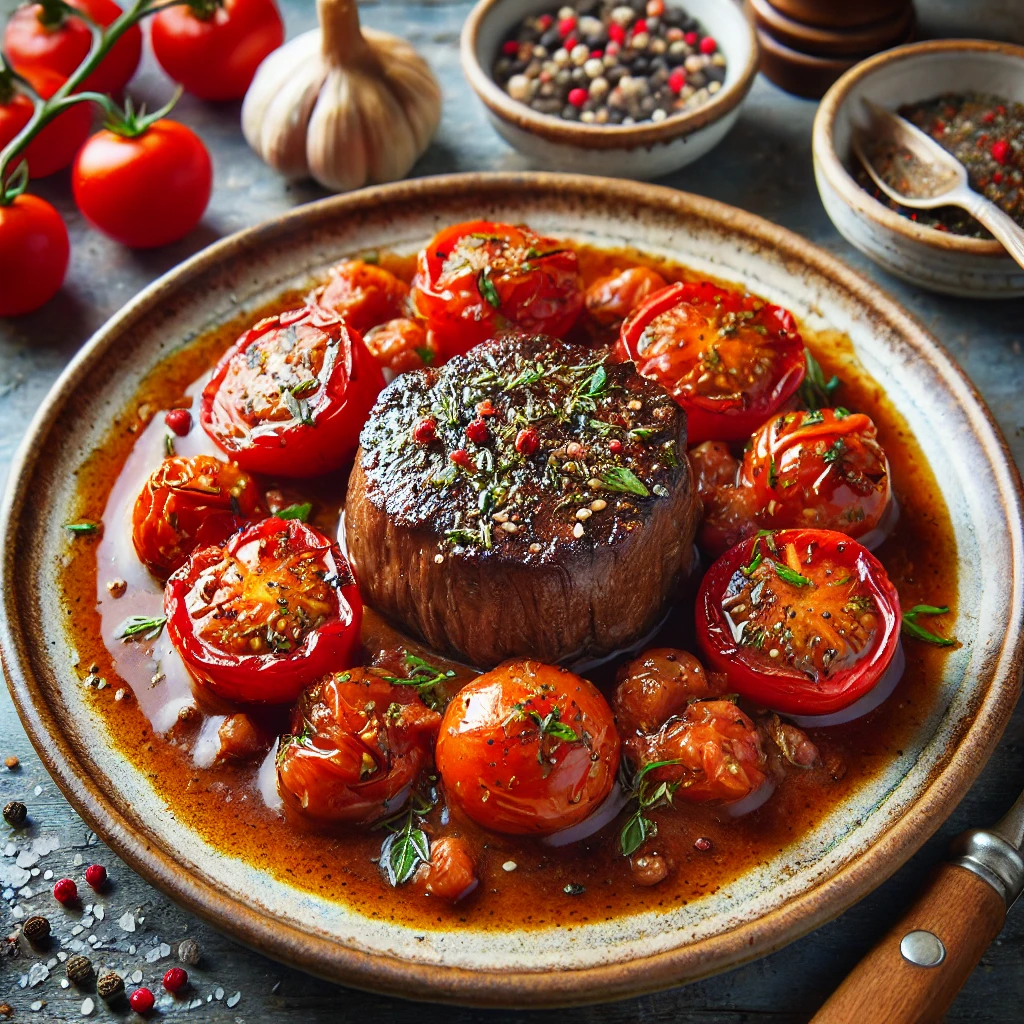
left=345, top=332, right=701, bottom=667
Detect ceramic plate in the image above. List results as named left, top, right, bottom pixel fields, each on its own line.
left=2, top=173, right=1022, bottom=1007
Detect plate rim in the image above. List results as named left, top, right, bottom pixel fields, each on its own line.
left=2, top=171, right=1022, bottom=1007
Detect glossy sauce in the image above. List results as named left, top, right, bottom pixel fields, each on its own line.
left=58, top=246, right=957, bottom=930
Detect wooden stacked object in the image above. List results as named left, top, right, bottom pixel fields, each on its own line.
left=747, top=0, right=916, bottom=98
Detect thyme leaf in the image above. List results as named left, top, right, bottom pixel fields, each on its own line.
left=116, top=615, right=167, bottom=642
left=599, top=466, right=650, bottom=497
left=64, top=522, right=99, bottom=535
left=773, top=562, right=812, bottom=587
left=903, top=604, right=956, bottom=647
left=277, top=502, right=312, bottom=522
left=477, top=267, right=502, bottom=309
left=799, top=348, right=841, bottom=410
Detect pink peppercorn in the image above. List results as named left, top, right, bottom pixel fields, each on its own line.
left=991, top=139, right=1011, bottom=164
left=502, top=40, right=519, bottom=56
left=557, top=15, right=576, bottom=36
left=609, top=439, right=623, bottom=455
left=475, top=399, right=496, bottom=416
left=646, top=0, right=665, bottom=14
left=608, top=22, right=625, bottom=44
left=412, top=417, right=436, bottom=444
left=84, top=864, right=107, bottom=890
left=694, top=836, right=713, bottom=852
left=684, top=31, right=698, bottom=45
left=53, top=878, right=77, bottom=904
left=994, top=171, right=1004, bottom=184
left=699, top=36, right=717, bottom=55
left=450, top=448, right=472, bottom=468
left=563, top=34, right=578, bottom=50
left=129, top=988, right=155, bottom=1013
left=568, top=87, right=588, bottom=108
left=668, top=69, right=686, bottom=93
left=162, top=967, right=188, bottom=994
left=515, top=427, right=540, bottom=455
left=536, top=13, right=552, bottom=30
left=465, top=417, right=489, bottom=444
left=632, top=18, right=648, bottom=34
left=590, top=48, right=604, bottom=59
left=164, top=408, right=192, bottom=436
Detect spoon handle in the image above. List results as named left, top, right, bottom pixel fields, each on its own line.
left=956, top=188, right=1024, bottom=271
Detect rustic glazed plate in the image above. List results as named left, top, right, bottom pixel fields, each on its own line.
left=2, top=173, right=1022, bottom=1007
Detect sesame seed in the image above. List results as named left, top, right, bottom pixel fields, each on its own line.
left=501, top=521, right=518, bottom=533
left=576, top=508, right=592, bottom=520
left=502, top=861, right=518, bottom=872
left=590, top=499, right=607, bottom=511
left=529, top=543, right=542, bottom=553
left=627, top=399, right=642, bottom=411
left=769, top=648, right=780, bottom=658
left=572, top=522, right=585, bottom=538
left=492, top=511, right=510, bottom=523
left=434, top=553, right=445, bottom=564
left=588, top=478, right=603, bottom=489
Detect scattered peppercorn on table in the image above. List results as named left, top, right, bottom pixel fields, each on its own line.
left=1, top=1, right=1024, bottom=1021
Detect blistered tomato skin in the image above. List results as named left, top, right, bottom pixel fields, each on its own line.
left=315, top=261, right=410, bottom=333
left=411, top=220, right=584, bottom=360
left=131, top=454, right=265, bottom=578
left=696, top=529, right=902, bottom=717
left=435, top=660, right=620, bottom=836
left=616, top=282, right=806, bottom=445
left=164, top=517, right=362, bottom=706
left=613, top=648, right=712, bottom=736
left=276, top=667, right=440, bottom=824
left=363, top=318, right=439, bottom=376
left=584, top=266, right=668, bottom=329
left=200, top=305, right=385, bottom=478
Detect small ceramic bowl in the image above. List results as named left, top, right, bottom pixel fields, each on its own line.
left=460, top=0, right=758, bottom=179
left=813, top=39, right=1024, bottom=298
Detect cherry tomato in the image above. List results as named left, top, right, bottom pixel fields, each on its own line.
left=584, top=266, right=668, bottom=329
left=613, top=648, right=712, bottom=736
left=363, top=318, right=439, bottom=376
left=164, top=517, right=362, bottom=705
left=151, top=0, right=284, bottom=101
left=616, top=282, right=806, bottom=445
left=0, top=68, right=92, bottom=178
left=0, top=193, right=68, bottom=317
left=435, top=660, right=620, bottom=836
left=200, top=305, right=385, bottom=477
left=421, top=836, right=478, bottom=902
left=696, top=529, right=902, bottom=716
left=624, top=699, right=768, bottom=803
left=690, top=440, right=757, bottom=557
left=4, top=0, right=142, bottom=95
left=411, top=220, right=584, bottom=360
left=314, top=260, right=410, bottom=333
left=276, top=667, right=440, bottom=823
left=131, top=454, right=264, bottom=578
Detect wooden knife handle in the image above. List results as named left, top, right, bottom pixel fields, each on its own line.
left=810, top=863, right=1006, bottom=1024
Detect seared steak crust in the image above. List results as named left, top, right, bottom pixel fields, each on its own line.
left=345, top=332, right=700, bottom=667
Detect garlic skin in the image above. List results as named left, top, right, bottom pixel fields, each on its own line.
left=242, top=0, right=441, bottom=193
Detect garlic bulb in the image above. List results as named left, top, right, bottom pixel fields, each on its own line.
left=242, top=0, right=442, bottom=193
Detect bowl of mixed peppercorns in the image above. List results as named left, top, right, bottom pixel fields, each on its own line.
left=461, top=0, right=758, bottom=178
left=814, top=39, right=1024, bottom=297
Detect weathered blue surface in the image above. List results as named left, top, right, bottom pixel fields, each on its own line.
left=1, top=2, right=1022, bottom=1020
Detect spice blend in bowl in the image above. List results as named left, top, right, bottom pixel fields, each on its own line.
left=492, top=1, right=727, bottom=126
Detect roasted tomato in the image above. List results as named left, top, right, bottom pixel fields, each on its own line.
left=435, top=660, right=619, bottom=836
left=165, top=517, right=362, bottom=705
left=314, top=260, right=410, bottom=333
left=363, top=318, right=439, bottom=376
left=616, top=282, right=806, bottom=445
left=696, top=529, right=902, bottom=718
left=131, top=454, right=264, bottom=577
left=200, top=305, right=385, bottom=477
left=584, top=266, right=668, bottom=329
left=690, top=440, right=758, bottom=557
left=625, top=699, right=768, bottom=804
left=613, top=648, right=712, bottom=736
left=411, top=220, right=584, bottom=359
left=276, top=667, right=440, bottom=824
left=421, top=836, right=478, bottom=902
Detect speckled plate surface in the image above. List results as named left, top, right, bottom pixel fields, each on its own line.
left=2, top=173, right=1022, bottom=1007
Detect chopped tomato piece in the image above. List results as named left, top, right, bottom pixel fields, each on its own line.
left=422, top=836, right=478, bottom=902
left=363, top=317, right=439, bottom=375
left=584, top=266, right=668, bottom=329
left=313, top=260, right=410, bottom=333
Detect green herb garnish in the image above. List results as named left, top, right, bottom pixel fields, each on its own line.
left=799, top=348, right=841, bottom=410
left=599, top=466, right=650, bottom=497
left=773, top=562, right=812, bottom=587
left=619, top=759, right=682, bottom=858
left=163, top=433, right=175, bottom=457
left=277, top=502, right=312, bottom=522
left=383, top=653, right=457, bottom=711
left=903, top=604, right=956, bottom=647
left=477, top=267, right=502, bottom=309
left=377, top=796, right=433, bottom=887
left=116, top=615, right=166, bottom=642
left=64, top=522, right=99, bottom=535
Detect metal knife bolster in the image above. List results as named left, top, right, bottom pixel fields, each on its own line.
left=950, top=829, right=1024, bottom=910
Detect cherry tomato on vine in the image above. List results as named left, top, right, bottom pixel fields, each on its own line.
left=0, top=68, right=92, bottom=179
left=435, top=660, right=620, bottom=836
left=4, top=0, right=142, bottom=96
left=616, top=282, right=806, bottom=445
left=276, top=667, right=441, bottom=824
left=164, top=517, right=362, bottom=705
left=131, top=454, right=265, bottom=578
left=696, top=529, right=903, bottom=718
left=0, top=193, right=68, bottom=317
left=200, top=304, right=385, bottom=477
left=151, top=0, right=285, bottom=102
left=411, top=220, right=584, bottom=360
left=72, top=117, right=212, bottom=249
left=314, top=260, right=410, bottom=333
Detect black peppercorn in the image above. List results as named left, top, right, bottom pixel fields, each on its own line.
left=97, top=970, right=124, bottom=1001
left=21, top=916, right=50, bottom=943
left=177, top=937, right=201, bottom=965
left=2, top=801, right=26, bottom=828
left=66, top=954, right=94, bottom=985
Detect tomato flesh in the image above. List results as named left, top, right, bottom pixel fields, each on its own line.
left=364, top=318, right=439, bottom=376
left=276, top=667, right=440, bottom=824
left=165, top=517, right=362, bottom=705
left=200, top=305, right=385, bottom=477
left=411, top=220, right=584, bottom=360
left=315, top=260, right=410, bottom=333
left=435, top=660, right=620, bottom=836
left=131, top=454, right=264, bottom=577
left=616, top=282, right=806, bottom=445
left=696, top=529, right=902, bottom=716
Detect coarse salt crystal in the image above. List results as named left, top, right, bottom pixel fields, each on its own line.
left=131, top=970, right=143, bottom=984
left=118, top=911, right=136, bottom=932
left=30, top=1000, right=43, bottom=1011
left=502, top=861, right=517, bottom=872
left=226, top=992, right=241, bottom=1008
left=81, top=997, right=95, bottom=1015
left=94, top=906, right=104, bottom=921
left=215, top=987, right=224, bottom=1000
left=28, top=962, right=49, bottom=986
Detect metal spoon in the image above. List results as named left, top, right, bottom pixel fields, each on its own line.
left=853, top=98, right=1024, bottom=270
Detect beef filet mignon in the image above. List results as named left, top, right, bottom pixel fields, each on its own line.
left=345, top=332, right=700, bottom=667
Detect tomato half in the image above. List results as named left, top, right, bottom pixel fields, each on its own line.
left=625, top=699, right=768, bottom=804
left=363, top=318, right=439, bottom=376
left=164, top=517, right=362, bottom=705
left=4, top=0, right=142, bottom=95
left=435, top=660, right=619, bottom=836
left=72, top=119, right=212, bottom=249
left=276, top=667, right=440, bottom=824
left=584, top=265, right=668, bottom=329
left=616, top=282, right=806, bottom=445
left=0, top=193, right=68, bottom=317
left=151, top=0, right=284, bottom=101
left=613, top=648, right=712, bottom=736
left=411, top=220, right=584, bottom=360
left=131, top=454, right=264, bottom=577
left=696, top=529, right=902, bottom=716
left=200, top=305, right=385, bottom=478
left=314, top=260, right=410, bottom=333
